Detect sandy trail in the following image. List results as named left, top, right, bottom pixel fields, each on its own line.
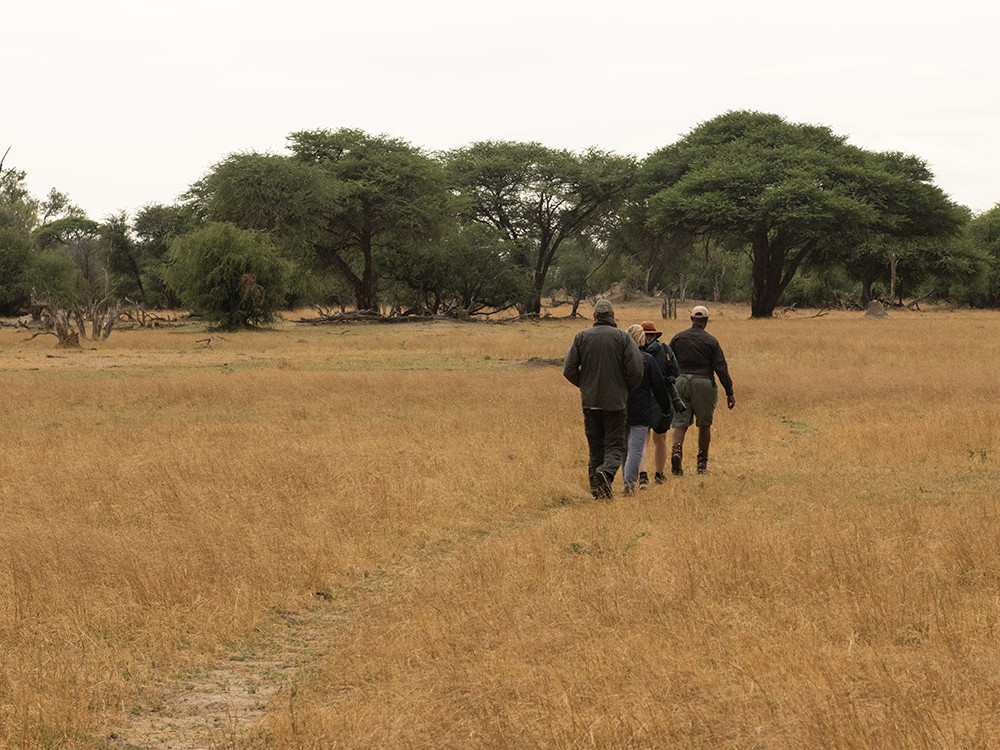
left=106, top=606, right=346, bottom=750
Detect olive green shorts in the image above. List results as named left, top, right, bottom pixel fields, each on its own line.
left=670, top=375, right=717, bottom=428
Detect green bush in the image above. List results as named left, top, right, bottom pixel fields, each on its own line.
left=0, top=225, right=33, bottom=314
left=24, top=248, right=82, bottom=306
left=163, top=222, right=291, bottom=330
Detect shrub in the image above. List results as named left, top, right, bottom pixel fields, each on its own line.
left=164, top=222, right=291, bottom=330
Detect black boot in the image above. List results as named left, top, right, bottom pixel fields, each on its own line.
left=671, top=444, right=683, bottom=476
left=696, top=451, right=708, bottom=474
left=590, top=471, right=612, bottom=500
left=638, top=471, right=649, bottom=489
left=654, top=472, right=666, bottom=484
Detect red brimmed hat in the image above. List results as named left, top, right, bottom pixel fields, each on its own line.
left=640, top=321, right=661, bottom=337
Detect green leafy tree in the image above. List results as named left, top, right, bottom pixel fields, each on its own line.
left=163, top=222, right=291, bottom=330
left=32, top=216, right=105, bottom=299
left=190, top=129, right=452, bottom=312
left=968, top=204, right=1000, bottom=305
left=133, top=202, right=201, bottom=307
left=288, top=129, right=451, bottom=311
left=24, top=249, right=81, bottom=305
left=0, top=148, right=39, bottom=233
left=445, top=141, right=636, bottom=315
left=38, top=188, right=84, bottom=224
left=436, top=224, right=527, bottom=315
left=641, top=111, right=961, bottom=317
left=0, top=215, right=33, bottom=314
left=547, top=230, right=635, bottom=316
left=102, top=212, right=145, bottom=300
left=378, top=224, right=526, bottom=316
left=0, top=151, right=40, bottom=311
left=0, top=151, right=100, bottom=316
left=969, top=204, right=1000, bottom=257
left=608, top=203, right=694, bottom=297
left=547, top=239, right=600, bottom=316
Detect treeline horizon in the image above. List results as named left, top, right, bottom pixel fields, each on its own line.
left=2, top=110, right=999, bottom=329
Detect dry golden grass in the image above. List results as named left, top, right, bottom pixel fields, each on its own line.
left=1, top=304, right=999, bottom=749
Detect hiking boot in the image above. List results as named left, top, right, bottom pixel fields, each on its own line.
left=671, top=444, right=684, bottom=476
left=638, top=471, right=649, bottom=489
left=696, top=451, right=708, bottom=474
left=654, top=472, right=667, bottom=485
left=591, top=470, right=613, bottom=500
left=623, top=482, right=636, bottom=497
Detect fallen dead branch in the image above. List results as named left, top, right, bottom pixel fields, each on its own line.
left=295, top=308, right=519, bottom=325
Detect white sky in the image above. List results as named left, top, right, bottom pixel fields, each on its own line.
left=4, top=0, right=998, bottom=220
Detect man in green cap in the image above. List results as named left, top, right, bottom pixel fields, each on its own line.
left=563, top=299, right=644, bottom=499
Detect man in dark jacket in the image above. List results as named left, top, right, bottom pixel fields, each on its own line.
left=669, top=305, right=736, bottom=475
left=563, top=299, right=644, bottom=499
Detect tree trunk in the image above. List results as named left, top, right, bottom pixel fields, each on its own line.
left=713, top=262, right=726, bottom=302
left=860, top=274, right=875, bottom=307
left=356, top=244, right=379, bottom=311
left=750, top=289, right=782, bottom=318
left=523, top=287, right=542, bottom=316
left=888, top=251, right=899, bottom=302
left=749, top=231, right=784, bottom=318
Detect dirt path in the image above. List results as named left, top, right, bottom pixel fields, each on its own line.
left=102, top=495, right=578, bottom=749
left=106, top=605, right=347, bottom=750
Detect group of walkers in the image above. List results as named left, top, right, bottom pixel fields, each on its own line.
left=563, top=300, right=736, bottom=500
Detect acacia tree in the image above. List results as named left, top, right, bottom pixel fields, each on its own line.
left=131, top=202, right=201, bottom=307
left=968, top=204, right=1000, bottom=305
left=607, top=198, right=695, bottom=296
left=0, top=151, right=113, bottom=329
left=0, top=148, right=39, bottom=234
left=102, top=212, right=145, bottom=300
left=379, top=223, right=527, bottom=316
left=289, top=128, right=453, bottom=311
left=445, top=141, right=636, bottom=315
left=0, top=154, right=35, bottom=313
left=33, top=216, right=104, bottom=293
left=640, top=111, right=961, bottom=317
left=0, top=212, right=33, bottom=314
left=191, top=129, right=452, bottom=312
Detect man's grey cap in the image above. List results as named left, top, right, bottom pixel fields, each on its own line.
left=593, top=299, right=614, bottom=316
left=691, top=305, right=709, bottom=318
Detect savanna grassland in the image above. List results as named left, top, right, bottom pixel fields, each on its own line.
left=2, top=304, right=1000, bottom=749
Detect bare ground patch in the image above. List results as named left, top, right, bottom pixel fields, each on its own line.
left=105, top=605, right=347, bottom=750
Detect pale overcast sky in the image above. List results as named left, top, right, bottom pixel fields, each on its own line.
left=4, top=0, right=998, bottom=219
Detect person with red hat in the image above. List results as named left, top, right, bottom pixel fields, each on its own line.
left=636, top=319, right=681, bottom=486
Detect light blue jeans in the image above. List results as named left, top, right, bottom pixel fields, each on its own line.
left=621, top=424, right=649, bottom=489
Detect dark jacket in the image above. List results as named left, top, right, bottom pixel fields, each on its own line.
left=563, top=319, right=644, bottom=411
left=669, top=325, right=735, bottom=397
left=626, top=351, right=675, bottom=426
left=644, top=337, right=680, bottom=380
left=644, top=337, right=680, bottom=415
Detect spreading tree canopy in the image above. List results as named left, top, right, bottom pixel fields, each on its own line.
left=189, top=129, right=452, bottom=311
left=640, top=111, right=962, bottom=317
left=445, top=141, right=636, bottom=315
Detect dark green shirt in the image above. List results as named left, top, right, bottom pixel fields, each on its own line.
left=669, top=325, right=734, bottom=397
